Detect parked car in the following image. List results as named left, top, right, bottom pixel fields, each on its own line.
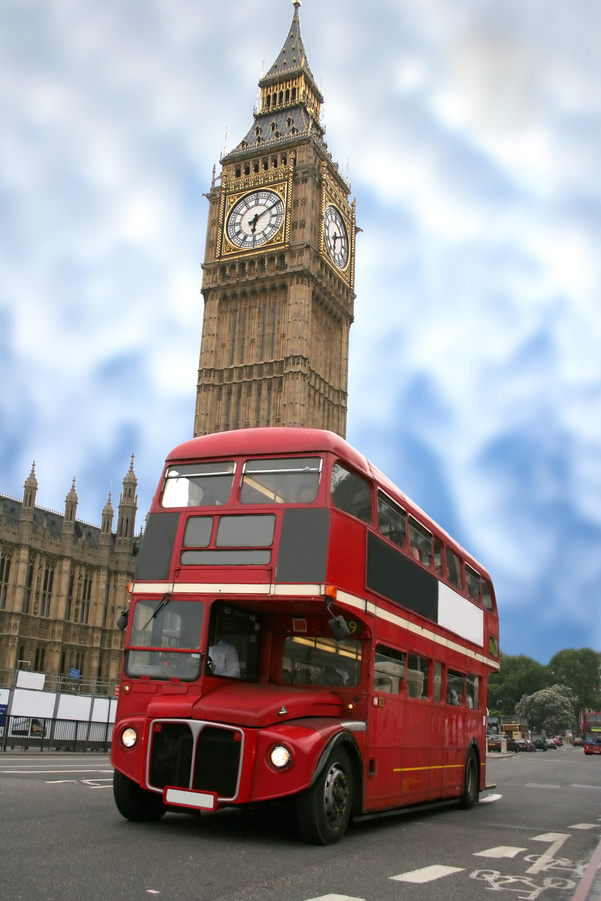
left=545, top=737, right=557, bottom=749
left=518, top=739, right=535, bottom=752
left=555, top=735, right=564, bottom=746
left=487, top=736, right=502, bottom=752
left=531, top=735, right=545, bottom=750
left=573, top=736, right=584, bottom=746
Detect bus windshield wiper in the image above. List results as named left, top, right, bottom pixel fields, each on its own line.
left=141, top=593, right=172, bottom=631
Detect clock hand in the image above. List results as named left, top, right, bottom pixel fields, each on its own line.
left=255, top=199, right=282, bottom=221
left=249, top=212, right=260, bottom=233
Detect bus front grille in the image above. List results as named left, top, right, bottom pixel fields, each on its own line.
left=148, top=721, right=242, bottom=800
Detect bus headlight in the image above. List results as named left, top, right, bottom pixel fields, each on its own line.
left=121, top=727, right=138, bottom=749
left=270, top=745, right=291, bottom=769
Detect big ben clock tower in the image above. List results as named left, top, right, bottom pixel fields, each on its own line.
left=194, top=0, right=356, bottom=439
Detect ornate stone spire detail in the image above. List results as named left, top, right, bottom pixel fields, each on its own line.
left=23, top=461, right=38, bottom=510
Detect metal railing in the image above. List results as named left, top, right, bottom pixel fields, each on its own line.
left=0, top=668, right=118, bottom=697
left=0, top=715, right=113, bottom=752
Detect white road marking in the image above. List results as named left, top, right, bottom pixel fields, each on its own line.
left=80, top=778, right=113, bottom=788
left=526, top=833, right=571, bottom=875
left=305, top=896, right=365, bottom=901
left=390, top=865, right=464, bottom=884
left=479, top=793, right=503, bottom=803
left=474, top=846, right=527, bottom=858
left=569, top=823, right=599, bottom=830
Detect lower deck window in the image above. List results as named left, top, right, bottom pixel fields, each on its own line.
left=282, top=635, right=362, bottom=687
left=374, top=644, right=406, bottom=694
left=407, top=654, right=430, bottom=699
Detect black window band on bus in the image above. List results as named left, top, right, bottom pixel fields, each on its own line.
left=181, top=549, right=271, bottom=566
left=366, top=531, right=438, bottom=623
left=135, top=513, right=180, bottom=581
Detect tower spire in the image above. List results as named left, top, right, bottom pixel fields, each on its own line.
left=222, top=0, right=325, bottom=163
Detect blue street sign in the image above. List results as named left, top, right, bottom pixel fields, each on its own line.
left=69, top=668, right=80, bottom=679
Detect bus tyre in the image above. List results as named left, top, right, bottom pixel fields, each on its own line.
left=296, top=746, right=353, bottom=845
left=459, top=749, right=479, bottom=809
left=113, top=770, right=166, bottom=822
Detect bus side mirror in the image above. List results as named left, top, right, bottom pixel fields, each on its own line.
left=327, top=603, right=351, bottom=641
left=116, top=610, right=129, bottom=632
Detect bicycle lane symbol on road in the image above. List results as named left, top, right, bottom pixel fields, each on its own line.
left=469, top=870, right=575, bottom=900
left=470, top=833, right=581, bottom=899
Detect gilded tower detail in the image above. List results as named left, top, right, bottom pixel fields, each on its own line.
left=194, top=1, right=356, bottom=439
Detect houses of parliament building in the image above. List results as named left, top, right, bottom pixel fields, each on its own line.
left=0, top=1, right=356, bottom=692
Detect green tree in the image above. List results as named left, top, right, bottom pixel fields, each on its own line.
left=487, top=654, right=547, bottom=716
left=515, top=684, right=576, bottom=735
left=546, top=648, right=601, bottom=728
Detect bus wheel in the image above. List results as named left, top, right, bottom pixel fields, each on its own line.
left=458, top=749, right=479, bottom=809
left=113, top=770, right=166, bottom=822
left=296, top=746, right=353, bottom=845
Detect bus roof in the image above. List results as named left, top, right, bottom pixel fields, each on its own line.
left=167, top=428, right=371, bottom=476
left=165, top=427, right=491, bottom=581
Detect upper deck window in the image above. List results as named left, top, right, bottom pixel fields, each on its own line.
left=409, top=517, right=432, bottom=566
left=240, top=457, right=321, bottom=504
left=331, top=462, right=372, bottom=524
left=465, top=564, right=481, bottom=603
left=482, top=579, right=494, bottom=611
left=162, top=462, right=235, bottom=508
left=377, top=492, right=407, bottom=549
left=446, top=548, right=462, bottom=590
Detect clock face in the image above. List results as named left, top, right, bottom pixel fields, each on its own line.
left=324, top=204, right=349, bottom=269
left=226, top=190, right=285, bottom=249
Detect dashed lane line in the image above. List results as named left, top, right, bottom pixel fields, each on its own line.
left=390, top=865, right=465, bottom=884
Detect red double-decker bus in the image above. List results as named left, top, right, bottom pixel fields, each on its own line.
left=583, top=713, right=601, bottom=755
left=111, top=428, right=500, bottom=843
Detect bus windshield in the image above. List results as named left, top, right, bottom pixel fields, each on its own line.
left=125, top=598, right=205, bottom=681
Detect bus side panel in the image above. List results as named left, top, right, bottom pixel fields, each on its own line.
left=364, top=693, right=403, bottom=809
left=326, top=513, right=370, bottom=597
left=441, top=708, right=467, bottom=794
left=400, top=701, right=433, bottom=802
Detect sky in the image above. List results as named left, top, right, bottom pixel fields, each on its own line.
left=1, top=0, right=600, bottom=665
